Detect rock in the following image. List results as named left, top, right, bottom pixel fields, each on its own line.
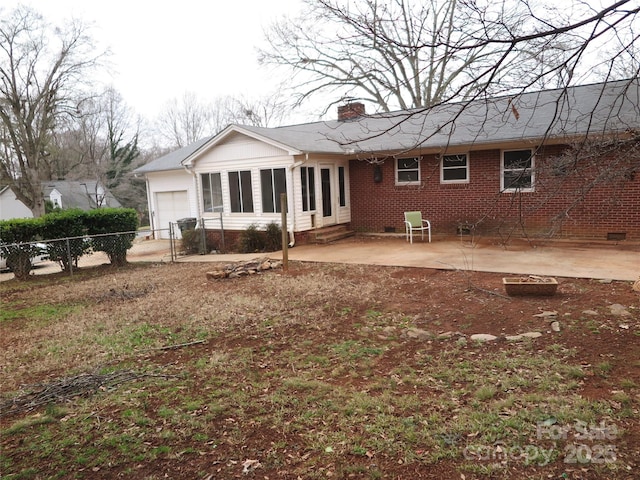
left=609, top=304, right=631, bottom=317
left=533, top=311, right=558, bottom=318
left=405, top=327, right=433, bottom=340
left=520, top=331, right=543, bottom=339
left=582, top=310, right=599, bottom=316
left=505, top=332, right=543, bottom=341
left=206, top=257, right=281, bottom=280
left=206, top=270, right=227, bottom=280
left=633, top=277, right=640, bottom=292
left=599, top=279, right=613, bottom=284
left=381, top=326, right=397, bottom=338
left=505, top=334, right=524, bottom=341
left=470, top=334, right=498, bottom=342
left=550, top=321, right=561, bottom=332
left=437, top=331, right=465, bottom=339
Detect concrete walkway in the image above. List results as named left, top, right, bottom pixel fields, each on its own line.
left=177, top=236, right=639, bottom=282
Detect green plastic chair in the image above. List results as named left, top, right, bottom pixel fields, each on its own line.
left=404, top=211, right=431, bottom=244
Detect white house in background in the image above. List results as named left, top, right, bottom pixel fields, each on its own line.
left=0, top=180, right=121, bottom=221
left=0, top=186, right=32, bottom=220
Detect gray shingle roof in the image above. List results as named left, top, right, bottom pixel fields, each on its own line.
left=133, top=136, right=213, bottom=174
left=42, top=180, right=122, bottom=209
left=137, top=78, right=639, bottom=172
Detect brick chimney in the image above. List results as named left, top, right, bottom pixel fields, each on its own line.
left=337, top=102, right=365, bottom=121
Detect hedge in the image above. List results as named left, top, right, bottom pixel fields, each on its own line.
left=0, top=208, right=139, bottom=278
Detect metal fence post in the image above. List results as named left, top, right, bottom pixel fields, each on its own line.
left=66, top=238, right=73, bottom=277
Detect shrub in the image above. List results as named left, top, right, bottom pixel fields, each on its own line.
left=41, top=209, right=91, bottom=271
left=181, top=229, right=202, bottom=255
left=84, top=208, right=138, bottom=266
left=0, top=217, right=44, bottom=280
left=237, top=224, right=265, bottom=253
left=264, top=222, right=283, bottom=251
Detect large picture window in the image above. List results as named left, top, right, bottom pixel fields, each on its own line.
left=201, top=173, right=223, bottom=212
left=260, top=168, right=287, bottom=213
left=441, top=154, right=469, bottom=183
left=229, top=170, right=254, bottom=212
left=396, top=157, right=420, bottom=184
left=300, top=167, right=316, bottom=212
left=502, top=149, right=534, bottom=192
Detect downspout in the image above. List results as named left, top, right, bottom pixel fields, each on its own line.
left=144, top=176, right=155, bottom=237
left=287, top=155, right=307, bottom=247
left=183, top=163, right=197, bottom=212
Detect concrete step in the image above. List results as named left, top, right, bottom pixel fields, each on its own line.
left=311, top=225, right=355, bottom=244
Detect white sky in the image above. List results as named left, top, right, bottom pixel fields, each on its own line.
left=7, top=0, right=303, bottom=120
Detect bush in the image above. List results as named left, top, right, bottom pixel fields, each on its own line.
left=264, top=222, right=282, bottom=251
left=84, top=208, right=138, bottom=266
left=181, top=229, right=202, bottom=255
left=41, top=209, right=91, bottom=271
left=0, top=217, right=44, bottom=280
left=237, top=224, right=265, bottom=253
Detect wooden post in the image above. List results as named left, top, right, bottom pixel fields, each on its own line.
left=280, top=193, right=288, bottom=271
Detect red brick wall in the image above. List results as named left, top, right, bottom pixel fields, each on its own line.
left=349, top=146, right=640, bottom=240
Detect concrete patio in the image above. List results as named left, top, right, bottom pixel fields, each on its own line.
left=2, top=235, right=638, bottom=282
left=179, top=235, right=639, bottom=282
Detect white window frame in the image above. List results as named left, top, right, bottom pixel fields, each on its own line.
left=201, top=172, right=223, bottom=213
left=228, top=170, right=254, bottom=213
left=501, top=149, right=535, bottom=193
left=440, top=153, right=469, bottom=184
left=260, top=168, right=287, bottom=214
left=395, top=157, right=421, bottom=185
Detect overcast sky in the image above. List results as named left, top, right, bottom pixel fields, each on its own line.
left=6, top=0, right=303, bottom=120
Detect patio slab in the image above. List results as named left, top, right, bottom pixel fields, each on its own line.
left=179, top=235, right=639, bottom=282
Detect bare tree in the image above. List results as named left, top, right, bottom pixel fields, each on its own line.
left=0, top=6, right=102, bottom=216
left=155, top=92, right=216, bottom=148
left=155, top=91, right=290, bottom=148
left=259, top=0, right=574, bottom=113
left=260, top=0, right=640, bottom=116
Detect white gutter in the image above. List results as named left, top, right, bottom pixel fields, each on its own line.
left=286, top=156, right=308, bottom=247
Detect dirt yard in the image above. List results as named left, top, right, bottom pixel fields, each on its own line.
left=1, top=260, right=638, bottom=479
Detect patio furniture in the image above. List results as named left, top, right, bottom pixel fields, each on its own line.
left=404, top=211, right=431, bottom=244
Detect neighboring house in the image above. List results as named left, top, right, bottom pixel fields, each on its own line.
left=0, top=180, right=121, bottom=220
left=135, top=79, right=640, bottom=244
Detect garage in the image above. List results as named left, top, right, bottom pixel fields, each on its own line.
left=155, top=191, right=190, bottom=239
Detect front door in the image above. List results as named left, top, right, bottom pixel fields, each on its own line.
left=320, top=165, right=336, bottom=225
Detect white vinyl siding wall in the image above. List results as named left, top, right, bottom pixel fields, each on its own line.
left=190, top=133, right=351, bottom=233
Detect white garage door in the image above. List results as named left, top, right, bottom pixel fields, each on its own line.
left=156, top=191, right=190, bottom=239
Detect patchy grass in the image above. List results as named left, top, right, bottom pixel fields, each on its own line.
left=1, top=261, right=638, bottom=479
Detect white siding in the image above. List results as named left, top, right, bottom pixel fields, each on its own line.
left=192, top=134, right=296, bottom=232
left=146, top=132, right=353, bottom=236
left=0, top=189, right=33, bottom=220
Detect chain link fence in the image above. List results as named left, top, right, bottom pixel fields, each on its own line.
left=1, top=230, right=171, bottom=279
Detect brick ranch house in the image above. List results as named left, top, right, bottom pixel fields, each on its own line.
left=135, top=79, right=639, bottom=247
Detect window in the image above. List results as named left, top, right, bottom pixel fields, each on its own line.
left=201, top=173, right=223, bottom=212
left=396, top=157, right=420, bottom=184
left=502, top=149, right=534, bottom=192
left=260, top=168, right=287, bottom=213
left=229, top=171, right=254, bottom=212
left=300, top=167, right=316, bottom=212
left=441, top=154, right=469, bottom=183
left=338, top=166, right=346, bottom=207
